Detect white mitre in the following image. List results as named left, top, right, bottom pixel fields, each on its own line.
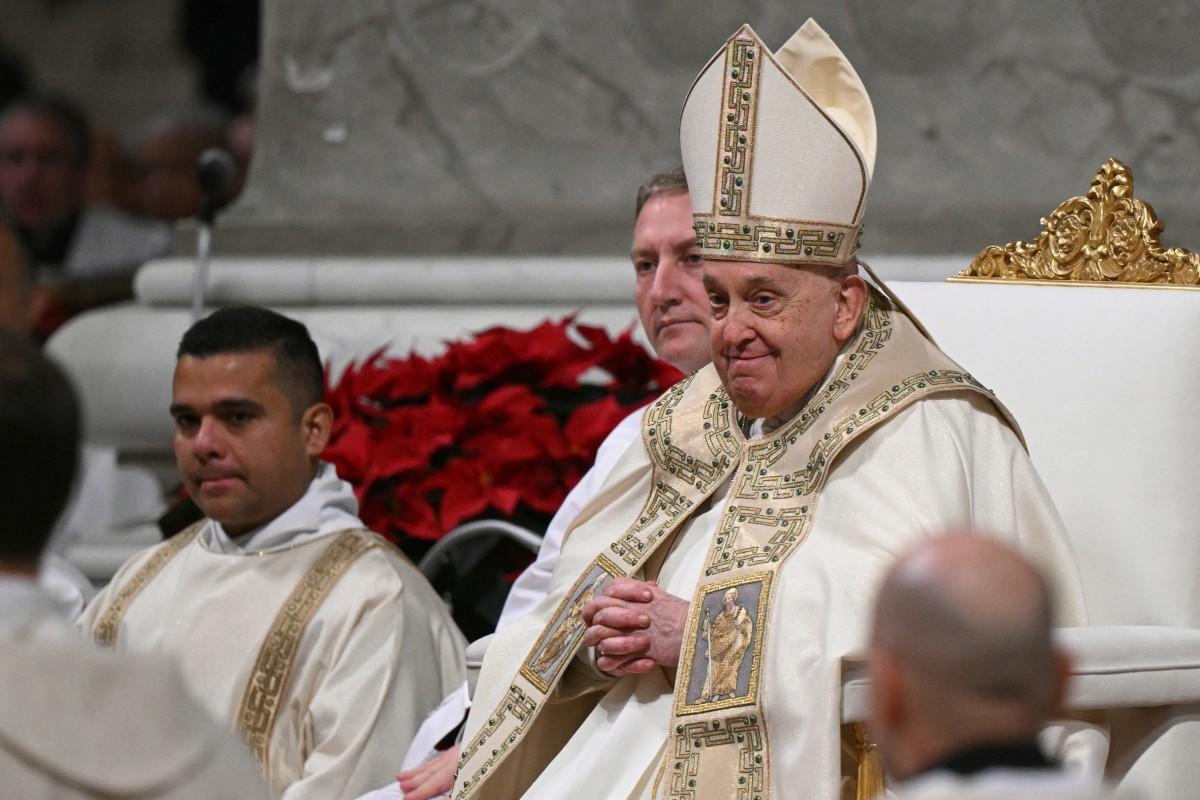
left=680, top=19, right=876, bottom=267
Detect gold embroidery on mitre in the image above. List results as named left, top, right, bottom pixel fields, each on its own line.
left=236, top=529, right=378, bottom=772
left=958, top=158, right=1200, bottom=287
left=687, top=26, right=867, bottom=267
left=93, top=522, right=203, bottom=647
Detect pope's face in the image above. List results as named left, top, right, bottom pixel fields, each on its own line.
left=170, top=349, right=328, bottom=535
left=0, top=112, right=82, bottom=235
left=704, top=260, right=865, bottom=421
left=632, top=191, right=711, bottom=374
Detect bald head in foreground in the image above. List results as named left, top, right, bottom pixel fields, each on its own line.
left=869, top=534, right=1115, bottom=799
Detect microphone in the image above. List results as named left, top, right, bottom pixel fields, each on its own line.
left=192, top=147, right=236, bottom=321
left=196, top=147, right=237, bottom=225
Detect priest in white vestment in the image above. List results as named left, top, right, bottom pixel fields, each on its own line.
left=80, top=307, right=466, bottom=799
left=452, top=20, right=1086, bottom=800
left=0, top=331, right=267, bottom=798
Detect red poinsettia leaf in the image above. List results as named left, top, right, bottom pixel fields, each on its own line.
left=563, top=395, right=628, bottom=457
left=322, top=423, right=373, bottom=486
left=391, top=479, right=444, bottom=541
left=478, top=385, right=545, bottom=417
left=653, top=359, right=687, bottom=389
left=490, top=485, right=523, bottom=516
left=507, top=460, right=569, bottom=514
left=573, top=322, right=613, bottom=351
left=439, top=473, right=492, bottom=532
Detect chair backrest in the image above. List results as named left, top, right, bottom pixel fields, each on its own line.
left=418, top=520, right=543, bottom=641
left=890, top=281, right=1200, bottom=628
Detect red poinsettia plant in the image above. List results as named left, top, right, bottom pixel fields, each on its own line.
left=323, top=318, right=682, bottom=557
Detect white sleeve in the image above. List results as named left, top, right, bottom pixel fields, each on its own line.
left=495, top=409, right=644, bottom=630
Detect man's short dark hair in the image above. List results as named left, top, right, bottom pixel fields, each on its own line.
left=177, top=306, right=325, bottom=413
left=0, top=94, right=92, bottom=168
left=635, top=165, right=689, bottom=221
left=0, top=331, right=80, bottom=562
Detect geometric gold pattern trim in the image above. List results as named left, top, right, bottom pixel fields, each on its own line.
left=455, top=686, right=538, bottom=797
left=957, top=158, right=1200, bottom=287
left=661, top=714, right=767, bottom=800
left=236, top=529, right=378, bottom=772
left=695, top=27, right=860, bottom=267
left=92, top=521, right=203, bottom=647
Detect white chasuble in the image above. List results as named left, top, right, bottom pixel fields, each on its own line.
left=0, top=577, right=269, bottom=799
left=81, top=465, right=467, bottom=800
left=454, top=292, right=1086, bottom=800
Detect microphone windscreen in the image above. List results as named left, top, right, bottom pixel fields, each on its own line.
left=196, top=148, right=237, bottom=196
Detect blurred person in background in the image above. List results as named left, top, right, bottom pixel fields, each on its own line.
left=0, top=94, right=170, bottom=334
left=134, top=106, right=238, bottom=220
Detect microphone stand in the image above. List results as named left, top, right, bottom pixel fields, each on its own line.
left=191, top=216, right=213, bottom=322
left=191, top=148, right=236, bottom=322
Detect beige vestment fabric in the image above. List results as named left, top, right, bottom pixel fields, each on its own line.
left=454, top=296, right=1086, bottom=800
left=81, top=465, right=467, bottom=799
left=0, top=576, right=268, bottom=798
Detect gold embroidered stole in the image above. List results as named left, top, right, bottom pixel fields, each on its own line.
left=454, top=293, right=1010, bottom=799
left=93, top=522, right=204, bottom=646
left=236, top=529, right=380, bottom=771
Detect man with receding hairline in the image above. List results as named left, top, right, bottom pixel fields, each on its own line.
left=869, top=534, right=1116, bottom=799
left=81, top=306, right=466, bottom=799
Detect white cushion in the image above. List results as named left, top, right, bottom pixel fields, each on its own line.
left=1058, top=626, right=1200, bottom=709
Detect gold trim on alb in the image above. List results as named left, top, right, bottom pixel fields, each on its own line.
left=93, top=522, right=203, bottom=647
left=236, top=529, right=378, bottom=772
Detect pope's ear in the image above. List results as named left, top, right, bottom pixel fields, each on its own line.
left=301, top=402, right=333, bottom=456
left=832, top=274, right=868, bottom=343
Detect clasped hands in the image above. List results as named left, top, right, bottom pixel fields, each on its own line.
left=581, top=577, right=690, bottom=676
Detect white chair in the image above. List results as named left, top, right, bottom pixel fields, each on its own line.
left=844, top=159, right=1200, bottom=798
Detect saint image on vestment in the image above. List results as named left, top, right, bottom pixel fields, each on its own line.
left=529, top=576, right=602, bottom=676
left=699, top=587, right=753, bottom=702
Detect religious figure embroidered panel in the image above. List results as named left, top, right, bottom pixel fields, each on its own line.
left=520, top=555, right=621, bottom=692
left=676, top=573, right=773, bottom=716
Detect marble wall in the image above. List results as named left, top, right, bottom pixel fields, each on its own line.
left=10, top=0, right=1200, bottom=259
left=229, top=0, right=1200, bottom=258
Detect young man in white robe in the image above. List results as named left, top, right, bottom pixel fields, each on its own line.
left=80, top=306, right=467, bottom=799
left=0, top=331, right=268, bottom=798
left=871, top=534, right=1118, bottom=800
left=452, top=19, right=1087, bottom=800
